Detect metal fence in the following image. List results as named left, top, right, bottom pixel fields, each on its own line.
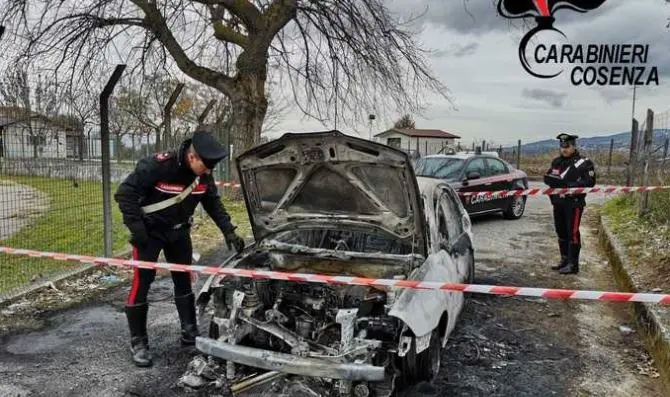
left=0, top=63, right=239, bottom=300
left=0, top=85, right=113, bottom=298
left=497, top=110, right=669, bottom=188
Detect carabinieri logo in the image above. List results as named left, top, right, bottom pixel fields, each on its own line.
left=496, top=0, right=660, bottom=86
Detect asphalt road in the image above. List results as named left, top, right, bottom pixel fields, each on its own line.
left=0, top=183, right=664, bottom=396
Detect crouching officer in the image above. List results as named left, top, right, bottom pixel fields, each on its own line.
left=544, top=133, right=596, bottom=275
left=114, top=130, right=246, bottom=367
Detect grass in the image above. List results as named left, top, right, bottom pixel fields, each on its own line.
left=0, top=175, right=250, bottom=294
left=602, top=184, right=670, bottom=291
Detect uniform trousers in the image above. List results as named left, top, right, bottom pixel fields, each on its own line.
left=552, top=201, right=584, bottom=265
left=127, top=230, right=193, bottom=305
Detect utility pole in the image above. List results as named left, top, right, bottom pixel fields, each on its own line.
left=631, top=85, right=637, bottom=120
left=332, top=56, right=339, bottom=130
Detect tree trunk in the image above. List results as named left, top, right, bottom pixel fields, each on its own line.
left=217, top=72, right=267, bottom=202
left=230, top=73, right=268, bottom=180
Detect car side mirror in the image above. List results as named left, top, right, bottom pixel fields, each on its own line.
left=466, top=171, right=481, bottom=180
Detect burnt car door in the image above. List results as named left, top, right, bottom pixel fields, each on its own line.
left=434, top=184, right=474, bottom=345
left=459, top=157, right=495, bottom=214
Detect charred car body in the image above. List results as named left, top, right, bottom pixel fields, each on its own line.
left=192, top=131, right=475, bottom=396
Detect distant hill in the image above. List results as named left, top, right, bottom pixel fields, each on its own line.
left=505, top=129, right=670, bottom=155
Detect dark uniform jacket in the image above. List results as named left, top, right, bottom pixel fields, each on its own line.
left=543, top=151, right=597, bottom=206
left=114, top=138, right=235, bottom=245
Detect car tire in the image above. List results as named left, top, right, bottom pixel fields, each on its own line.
left=503, top=195, right=526, bottom=220
left=416, top=329, right=442, bottom=383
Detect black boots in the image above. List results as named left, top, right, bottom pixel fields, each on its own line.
left=551, top=239, right=568, bottom=270
left=175, top=293, right=200, bottom=346
left=124, top=294, right=199, bottom=368
left=125, top=303, right=153, bottom=367
left=559, top=243, right=581, bottom=274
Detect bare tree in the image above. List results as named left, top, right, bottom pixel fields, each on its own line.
left=62, top=86, right=98, bottom=160
left=1, top=0, right=449, bottom=154
left=393, top=114, right=416, bottom=129
left=0, top=64, right=64, bottom=157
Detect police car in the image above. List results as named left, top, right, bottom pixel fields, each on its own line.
left=414, top=152, right=529, bottom=219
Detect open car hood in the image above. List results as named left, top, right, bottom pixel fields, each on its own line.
left=236, top=130, right=427, bottom=255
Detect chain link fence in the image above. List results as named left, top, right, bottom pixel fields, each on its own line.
left=0, top=60, right=242, bottom=300
left=0, top=81, right=121, bottom=299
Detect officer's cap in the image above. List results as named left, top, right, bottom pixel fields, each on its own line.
left=191, top=131, right=228, bottom=169
left=556, top=133, right=578, bottom=147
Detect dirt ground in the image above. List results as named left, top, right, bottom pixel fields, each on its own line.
left=0, top=181, right=49, bottom=240
left=0, top=184, right=664, bottom=397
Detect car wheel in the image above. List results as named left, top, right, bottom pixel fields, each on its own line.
left=400, top=330, right=441, bottom=390
left=417, top=330, right=441, bottom=383
left=503, top=195, right=526, bottom=219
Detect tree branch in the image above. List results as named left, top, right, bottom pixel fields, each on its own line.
left=218, top=0, right=263, bottom=32
left=194, top=0, right=262, bottom=32
left=131, top=0, right=236, bottom=96
left=263, top=0, right=298, bottom=41
left=209, top=5, right=250, bottom=48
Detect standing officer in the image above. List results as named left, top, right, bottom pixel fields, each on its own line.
left=114, top=130, right=246, bottom=367
left=543, top=133, right=596, bottom=275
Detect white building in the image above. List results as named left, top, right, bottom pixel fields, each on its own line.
left=373, top=128, right=461, bottom=158
left=0, top=107, right=83, bottom=159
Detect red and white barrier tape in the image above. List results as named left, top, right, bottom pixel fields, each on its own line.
left=458, top=185, right=669, bottom=197
left=212, top=181, right=669, bottom=197
left=214, top=181, right=241, bottom=188
left=2, top=246, right=670, bottom=304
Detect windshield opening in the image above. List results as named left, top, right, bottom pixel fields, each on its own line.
left=415, top=157, right=465, bottom=179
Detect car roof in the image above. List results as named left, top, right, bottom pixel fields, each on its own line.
left=422, top=152, right=502, bottom=160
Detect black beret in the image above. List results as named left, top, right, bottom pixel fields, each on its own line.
left=556, top=133, right=579, bottom=143
left=192, top=131, right=228, bottom=169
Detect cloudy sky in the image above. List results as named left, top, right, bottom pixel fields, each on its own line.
left=270, top=0, right=670, bottom=147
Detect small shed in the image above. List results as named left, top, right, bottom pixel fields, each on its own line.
left=373, top=128, right=461, bottom=157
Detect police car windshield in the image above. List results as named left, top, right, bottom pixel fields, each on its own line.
left=415, top=157, right=465, bottom=179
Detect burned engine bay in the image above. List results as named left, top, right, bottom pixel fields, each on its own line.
left=210, top=275, right=395, bottom=360
left=191, top=231, right=428, bottom=396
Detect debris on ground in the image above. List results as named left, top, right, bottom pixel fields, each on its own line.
left=619, top=325, right=635, bottom=336
left=0, top=267, right=129, bottom=332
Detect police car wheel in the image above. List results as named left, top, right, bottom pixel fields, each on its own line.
left=503, top=196, right=525, bottom=219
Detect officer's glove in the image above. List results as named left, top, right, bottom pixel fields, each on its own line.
left=224, top=230, right=245, bottom=253
left=129, top=222, right=149, bottom=248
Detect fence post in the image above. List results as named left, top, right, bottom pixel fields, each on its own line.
left=516, top=139, right=521, bottom=169
left=607, top=138, right=614, bottom=174
left=197, top=99, right=217, bottom=129
left=662, top=137, right=669, bottom=170
left=638, top=109, right=654, bottom=217
left=100, top=64, right=126, bottom=257
left=627, top=118, right=639, bottom=186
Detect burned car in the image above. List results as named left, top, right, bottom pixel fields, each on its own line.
left=191, top=131, right=475, bottom=396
